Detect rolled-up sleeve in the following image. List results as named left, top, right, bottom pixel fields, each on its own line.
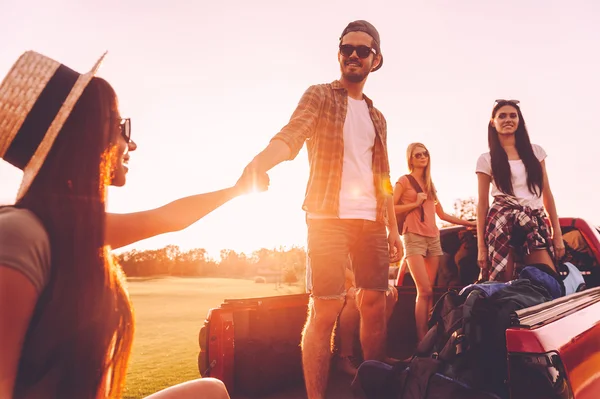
left=379, top=116, right=392, bottom=195
left=271, top=85, right=323, bottom=160
left=382, top=176, right=393, bottom=196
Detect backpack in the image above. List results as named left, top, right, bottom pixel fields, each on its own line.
left=519, top=263, right=565, bottom=299
left=396, top=174, right=425, bottom=234
left=378, top=289, right=499, bottom=399
left=385, top=280, right=553, bottom=399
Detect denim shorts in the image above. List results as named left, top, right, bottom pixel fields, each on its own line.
left=306, top=218, right=390, bottom=298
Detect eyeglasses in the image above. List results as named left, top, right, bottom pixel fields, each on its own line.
left=413, top=151, right=429, bottom=159
left=339, top=44, right=376, bottom=59
left=119, top=118, right=131, bottom=143
left=495, top=99, right=520, bottom=106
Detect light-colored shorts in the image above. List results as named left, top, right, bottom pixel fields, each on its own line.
left=403, top=232, right=444, bottom=258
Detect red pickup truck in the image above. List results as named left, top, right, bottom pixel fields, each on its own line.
left=198, top=217, right=600, bottom=398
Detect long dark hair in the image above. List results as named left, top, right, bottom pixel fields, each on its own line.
left=488, top=101, right=544, bottom=197
left=13, top=77, right=134, bottom=398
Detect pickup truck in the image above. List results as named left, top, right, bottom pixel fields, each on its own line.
left=197, top=217, right=600, bottom=398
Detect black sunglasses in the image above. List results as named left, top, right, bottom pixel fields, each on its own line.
left=339, top=44, right=376, bottom=59
left=120, top=118, right=131, bottom=143
left=495, top=99, right=520, bottom=106
left=413, top=151, right=429, bottom=159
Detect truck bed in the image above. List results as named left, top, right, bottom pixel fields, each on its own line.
left=220, top=287, right=600, bottom=399
left=200, top=287, right=450, bottom=398
left=199, top=219, right=600, bottom=398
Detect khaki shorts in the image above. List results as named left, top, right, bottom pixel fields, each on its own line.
left=403, top=232, right=444, bottom=258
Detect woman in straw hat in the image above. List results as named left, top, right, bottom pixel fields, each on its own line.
left=0, top=51, right=265, bottom=398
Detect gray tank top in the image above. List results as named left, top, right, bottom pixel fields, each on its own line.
left=0, top=207, right=51, bottom=293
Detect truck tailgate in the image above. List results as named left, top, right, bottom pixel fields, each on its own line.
left=506, top=287, right=600, bottom=398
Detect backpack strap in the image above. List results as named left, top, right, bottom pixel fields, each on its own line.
left=405, top=175, right=425, bottom=222
left=459, top=290, right=482, bottom=353
left=415, top=324, right=439, bottom=356
left=400, top=356, right=441, bottom=399
left=395, top=175, right=420, bottom=204
left=395, top=175, right=421, bottom=234
left=417, top=291, right=456, bottom=356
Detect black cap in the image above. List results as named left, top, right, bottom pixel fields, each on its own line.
left=339, top=20, right=383, bottom=71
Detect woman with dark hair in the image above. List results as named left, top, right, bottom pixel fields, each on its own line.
left=476, top=99, right=564, bottom=282
left=0, top=52, right=264, bottom=398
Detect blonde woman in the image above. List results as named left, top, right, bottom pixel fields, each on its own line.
left=393, top=143, right=475, bottom=341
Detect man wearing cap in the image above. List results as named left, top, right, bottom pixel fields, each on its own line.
left=242, top=20, right=400, bottom=398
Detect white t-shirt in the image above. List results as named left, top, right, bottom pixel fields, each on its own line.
left=476, top=144, right=547, bottom=209
left=337, top=97, right=377, bottom=220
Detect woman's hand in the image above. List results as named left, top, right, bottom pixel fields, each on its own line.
left=415, top=193, right=427, bottom=206
left=553, top=233, right=565, bottom=260
left=477, top=247, right=490, bottom=282
left=477, top=246, right=489, bottom=272
left=236, top=162, right=270, bottom=195
left=477, top=268, right=489, bottom=282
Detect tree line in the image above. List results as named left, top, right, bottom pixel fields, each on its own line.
left=115, top=245, right=307, bottom=283
left=116, top=198, right=477, bottom=280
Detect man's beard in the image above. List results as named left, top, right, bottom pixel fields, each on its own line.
left=341, top=58, right=369, bottom=83
left=342, top=70, right=368, bottom=83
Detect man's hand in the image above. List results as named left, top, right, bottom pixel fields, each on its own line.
left=388, top=229, right=402, bottom=261
left=236, top=160, right=270, bottom=194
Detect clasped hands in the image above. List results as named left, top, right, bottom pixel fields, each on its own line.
left=235, top=159, right=270, bottom=195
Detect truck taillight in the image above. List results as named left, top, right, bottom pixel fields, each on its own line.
left=198, top=322, right=209, bottom=376
left=508, top=351, right=573, bottom=399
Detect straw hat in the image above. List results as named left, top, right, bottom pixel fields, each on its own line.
left=0, top=51, right=106, bottom=200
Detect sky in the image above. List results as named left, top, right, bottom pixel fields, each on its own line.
left=1, top=0, right=598, bottom=259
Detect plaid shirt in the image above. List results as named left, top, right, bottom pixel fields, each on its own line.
left=486, top=195, right=555, bottom=281
left=271, top=80, right=392, bottom=223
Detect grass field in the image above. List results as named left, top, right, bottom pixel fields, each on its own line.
left=123, top=277, right=304, bottom=399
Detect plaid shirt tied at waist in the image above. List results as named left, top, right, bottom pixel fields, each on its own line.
left=485, top=195, right=555, bottom=281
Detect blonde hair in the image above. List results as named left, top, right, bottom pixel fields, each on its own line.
left=406, top=142, right=437, bottom=201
